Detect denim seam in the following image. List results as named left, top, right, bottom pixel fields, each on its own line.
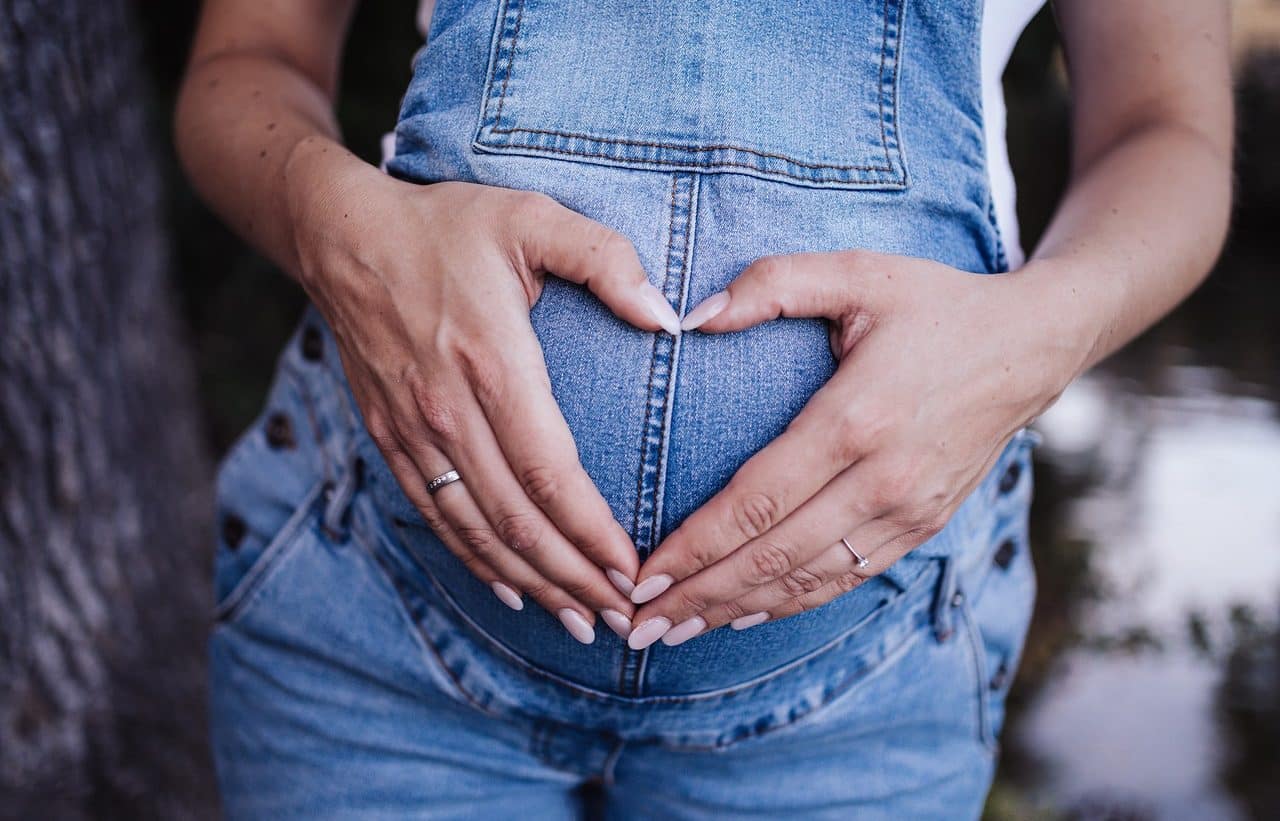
left=959, top=598, right=998, bottom=752
left=621, top=173, right=688, bottom=695
left=212, top=481, right=326, bottom=625
left=476, top=0, right=907, bottom=184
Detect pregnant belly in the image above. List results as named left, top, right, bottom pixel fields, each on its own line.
left=369, top=167, right=961, bottom=698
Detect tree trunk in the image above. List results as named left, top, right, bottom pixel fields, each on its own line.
left=0, top=1, right=217, bottom=817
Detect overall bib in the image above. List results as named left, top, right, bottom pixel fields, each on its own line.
left=210, top=2, right=1041, bottom=817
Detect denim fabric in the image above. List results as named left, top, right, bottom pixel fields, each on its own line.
left=212, top=1, right=1039, bottom=816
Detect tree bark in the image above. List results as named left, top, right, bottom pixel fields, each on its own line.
left=0, top=1, right=217, bottom=817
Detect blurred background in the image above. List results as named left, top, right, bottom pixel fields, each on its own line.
left=1, top=2, right=1276, bottom=819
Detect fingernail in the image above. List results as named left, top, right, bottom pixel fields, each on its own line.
left=661, top=616, right=706, bottom=646
left=681, top=291, right=730, bottom=331
left=627, top=617, right=672, bottom=650
left=490, top=581, right=524, bottom=611
left=557, top=609, right=596, bottom=644
left=601, top=609, right=633, bottom=639
left=731, top=611, right=770, bottom=631
left=642, top=286, right=682, bottom=336
left=631, top=574, right=673, bottom=604
left=606, top=568, right=635, bottom=596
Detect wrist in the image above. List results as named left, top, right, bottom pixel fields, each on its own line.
left=995, top=257, right=1115, bottom=406
left=281, top=136, right=383, bottom=289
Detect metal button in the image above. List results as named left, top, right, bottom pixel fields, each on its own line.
left=300, top=326, right=323, bottom=361
left=264, top=412, right=295, bottom=449
left=998, top=460, right=1022, bottom=494
left=221, top=513, right=247, bottom=550
left=993, top=538, right=1017, bottom=570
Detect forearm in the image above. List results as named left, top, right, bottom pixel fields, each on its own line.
left=174, top=7, right=368, bottom=281
left=1005, top=118, right=1232, bottom=386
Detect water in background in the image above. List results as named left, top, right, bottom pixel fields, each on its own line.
left=988, top=13, right=1280, bottom=820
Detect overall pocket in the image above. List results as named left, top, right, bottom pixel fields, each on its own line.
left=474, top=0, right=909, bottom=189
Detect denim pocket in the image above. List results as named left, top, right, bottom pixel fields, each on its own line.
left=474, top=0, right=909, bottom=189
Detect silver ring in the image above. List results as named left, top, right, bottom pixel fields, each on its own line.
left=841, top=537, right=870, bottom=569
left=426, top=469, right=462, bottom=495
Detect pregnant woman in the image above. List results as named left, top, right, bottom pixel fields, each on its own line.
left=176, top=1, right=1231, bottom=817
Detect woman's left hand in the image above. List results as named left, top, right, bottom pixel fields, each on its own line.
left=625, top=249, right=1087, bottom=649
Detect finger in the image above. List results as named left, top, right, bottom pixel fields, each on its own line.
left=699, top=526, right=897, bottom=634
left=630, top=458, right=894, bottom=648
left=429, top=462, right=630, bottom=641
left=511, top=192, right=681, bottom=334
left=682, top=250, right=890, bottom=333
left=632, top=368, right=867, bottom=602
left=400, top=374, right=637, bottom=617
left=470, top=337, right=641, bottom=587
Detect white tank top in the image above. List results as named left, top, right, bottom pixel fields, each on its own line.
left=407, top=0, right=1046, bottom=268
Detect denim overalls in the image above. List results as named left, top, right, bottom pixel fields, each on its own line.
left=210, top=2, right=1040, bottom=817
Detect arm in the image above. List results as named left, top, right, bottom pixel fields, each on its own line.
left=175, top=1, right=688, bottom=640
left=623, top=0, right=1233, bottom=648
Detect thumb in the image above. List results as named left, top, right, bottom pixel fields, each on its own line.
left=682, top=250, right=885, bottom=333
left=512, top=194, right=681, bottom=335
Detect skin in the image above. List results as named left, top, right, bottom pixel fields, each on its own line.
left=176, top=2, right=1232, bottom=648
left=627, top=0, right=1234, bottom=648
left=176, top=0, right=686, bottom=643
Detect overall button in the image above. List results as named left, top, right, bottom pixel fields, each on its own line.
left=998, top=459, right=1022, bottom=495
left=990, top=660, right=1010, bottom=690
left=264, top=412, right=295, bottom=449
left=300, top=325, right=323, bottom=361
left=221, top=513, right=247, bottom=550
left=993, top=539, right=1017, bottom=570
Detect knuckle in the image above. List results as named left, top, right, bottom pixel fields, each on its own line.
left=522, top=577, right=552, bottom=601
left=458, top=350, right=506, bottom=407
left=675, top=588, right=710, bottom=615
left=719, top=599, right=749, bottom=621
left=404, top=365, right=461, bottom=443
left=558, top=577, right=597, bottom=602
left=494, top=510, right=544, bottom=554
left=751, top=254, right=791, bottom=286
left=746, top=540, right=796, bottom=585
left=835, top=570, right=867, bottom=594
left=731, top=490, right=783, bottom=540
left=417, top=504, right=450, bottom=535
left=591, top=227, right=637, bottom=265
left=456, top=525, right=497, bottom=553
left=779, top=566, right=825, bottom=598
left=511, top=190, right=555, bottom=224
left=519, top=464, right=561, bottom=508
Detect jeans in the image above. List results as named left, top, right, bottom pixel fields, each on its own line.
left=211, top=1, right=1039, bottom=816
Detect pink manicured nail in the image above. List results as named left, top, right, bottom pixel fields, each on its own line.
left=557, top=609, right=596, bottom=644
left=601, top=609, right=633, bottom=639
left=642, top=286, right=682, bottom=336
left=606, top=568, right=635, bottom=596
left=681, top=291, right=730, bottom=330
left=490, top=581, right=524, bottom=611
left=661, top=616, right=706, bottom=646
left=628, top=617, right=672, bottom=650
left=631, top=574, right=673, bottom=604
left=731, top=611, right=770, bottom=631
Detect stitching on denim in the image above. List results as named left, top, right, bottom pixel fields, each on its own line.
left=486, top=128, right=897, bottom=175
left=479, top=0, right=907, bottom=183
left=890, top=0, right=908, bottom=179
left=649, top=174, right=698, bottom=548
left=490, top=0, right=524, bottom=133
left=386, top=521, right=943, bottom=706
left=875, top=0, right=893, bottom=172
left=213, top=482, right=325, bottom=624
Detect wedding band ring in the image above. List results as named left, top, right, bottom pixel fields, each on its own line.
left=841, top=537, right=870, bottom=569
left=426, top=469, right=462, bottom=495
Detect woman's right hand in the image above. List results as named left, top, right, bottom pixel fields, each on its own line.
left=283, top=140, right=677, bottom=642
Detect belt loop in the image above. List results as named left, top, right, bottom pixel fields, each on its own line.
left=932, top=556, right=959, bottom=642
left=322, top=443, right=365, bottom=540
